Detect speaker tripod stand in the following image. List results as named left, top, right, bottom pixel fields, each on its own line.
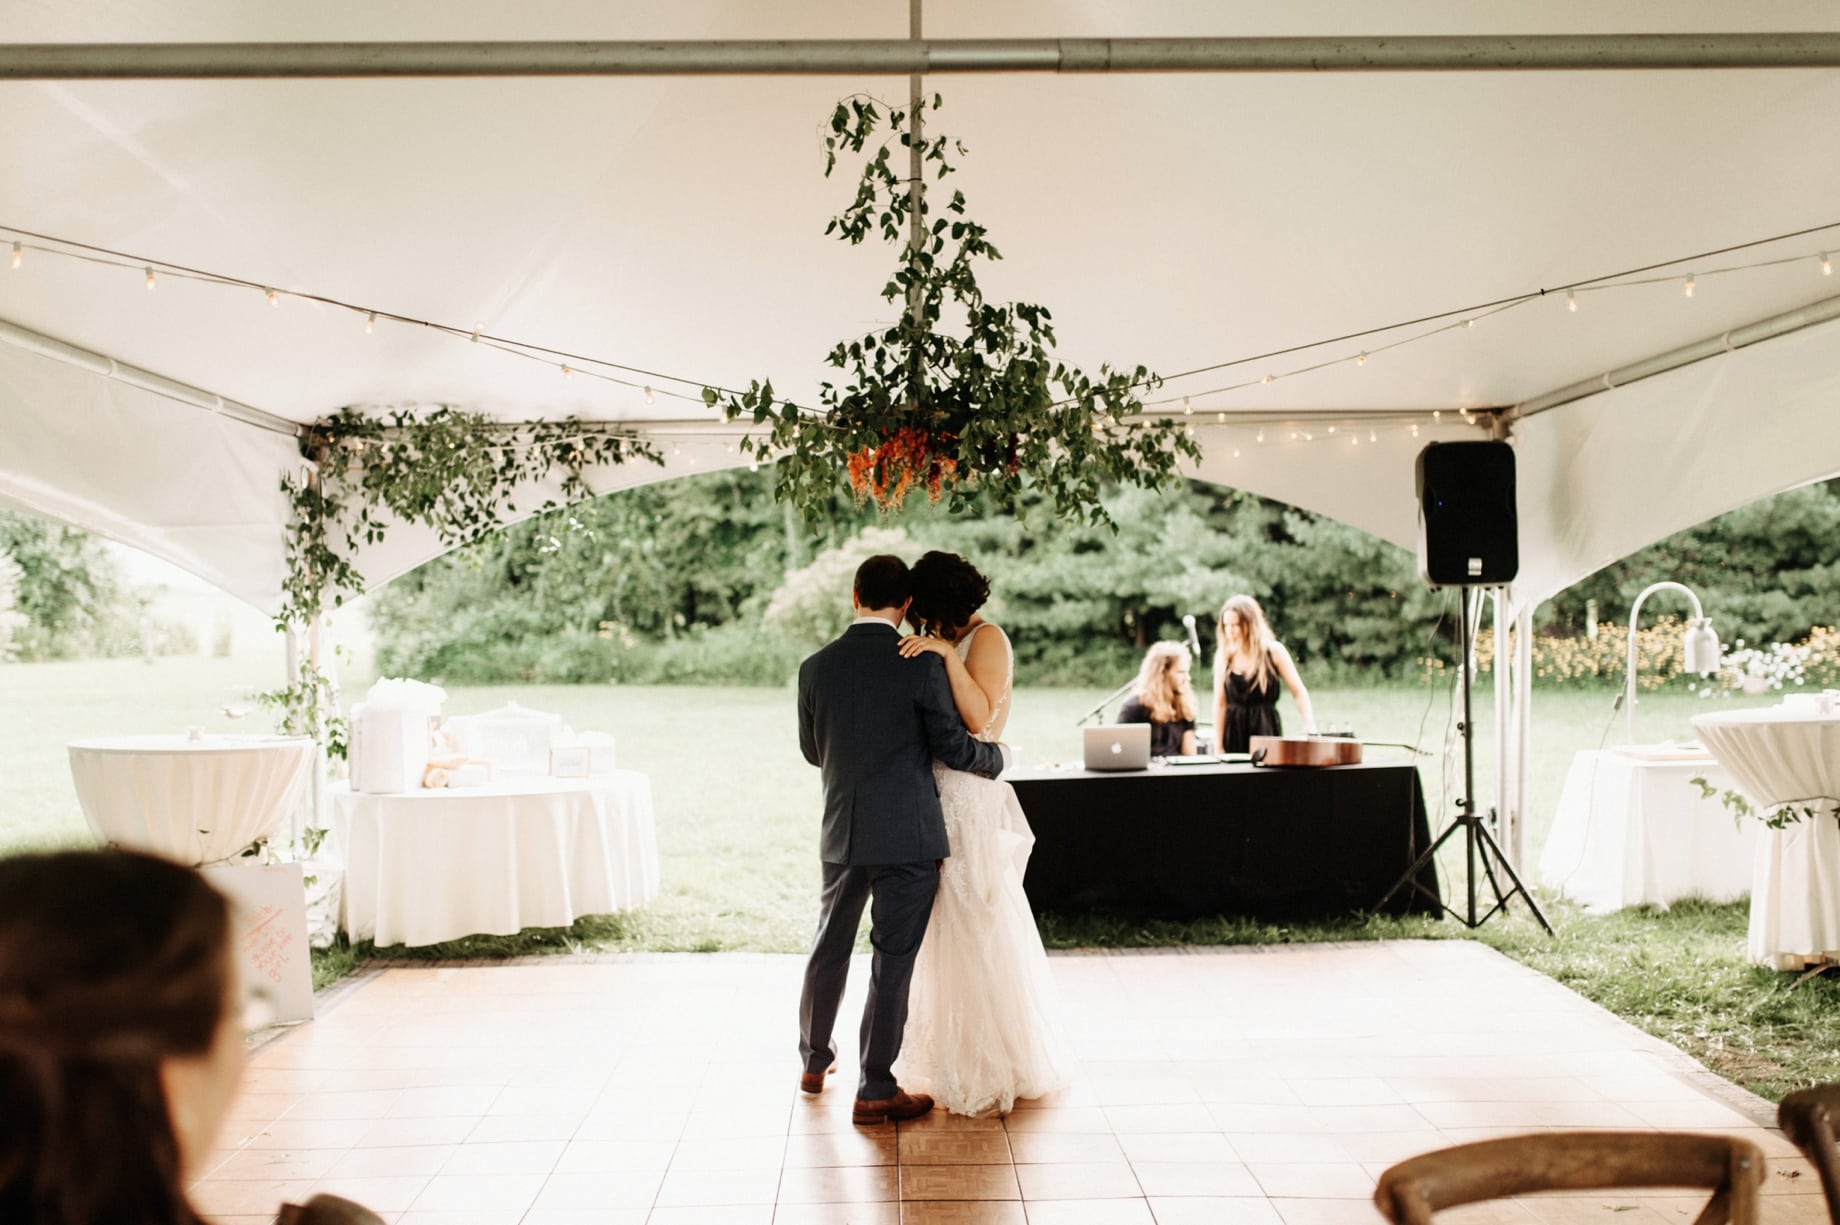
left=1378, top=586, right=1553, bottom=933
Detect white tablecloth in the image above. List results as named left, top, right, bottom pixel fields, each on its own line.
left=1538, top=748, right=1756, bottom=913
left=67, top=734, right=316, bottom=865
left=331, top=772, right=659, bottom=948
left=1693, top=707, right=1840, bottom=967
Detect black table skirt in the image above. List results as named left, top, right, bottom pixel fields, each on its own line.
left=1007, top=759, right=1441, bottom=920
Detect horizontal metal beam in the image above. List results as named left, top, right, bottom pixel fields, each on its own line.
left=0, top=316, right=296, bottom=435
left=1510, top=293, right=1840, bottom=421
left=6, top=34, right=1840, bottom=80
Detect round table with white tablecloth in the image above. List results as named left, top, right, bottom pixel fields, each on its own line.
left=331, top=771, right=659, bottom=948
left=1692, top=706, right=1840, bottom=968
left=67, top=734, right=316, bottom=865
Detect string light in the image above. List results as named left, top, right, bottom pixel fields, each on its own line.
left=1567, top=290, right=1577, bottom=312
left=1303, top=431, right=1314, bottom=441
left=1824, top=253, right=1833, bottom=276
left=1232, top=447, right=1241, bottom=458
left=364, top=311, right=376, bottom=335
left=1464, top=318, right=1475, bottom=329
left=1355, top=351, right=1367, bottom=367
left=1369, top=429, right=1377, bottom=443
left=264, top=288, right=278, bottom=307
left=1684, top=274, right=1696, bottom=298
left=471, top=323, right=482, bottom=342
left=561, top=364, right=573, bottom=379
left=1256, top=430, right=1265, bottom=444
left=1215, top=412, right=1226, bottom=424
left=644, top=386, right=655, bottom=404
left=1432, top=410, right=1441, bottom=421
left=143, top=266, right=155, bottom=291
left=1327, top=425, right=1337, bottom=434
left=8, top=242, right=19, bottom=270
left=1182, top=397, right=1192, bottom=415
left=1411, top=423, right=1420, bottom=437
left=1261, top=374, right=1272, bottom=385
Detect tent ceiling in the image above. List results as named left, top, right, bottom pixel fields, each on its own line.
left=4, top=0, right=1840, bottom=613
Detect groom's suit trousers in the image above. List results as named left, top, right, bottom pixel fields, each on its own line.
left=800, top=858, right=936, bottom=1102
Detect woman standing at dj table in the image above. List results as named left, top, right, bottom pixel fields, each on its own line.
left=1212, top=594, right=1317, bottom=754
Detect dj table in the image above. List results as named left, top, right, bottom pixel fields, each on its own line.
left=1005, top=759, right=1440, bottom=920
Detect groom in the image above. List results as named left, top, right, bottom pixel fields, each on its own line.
left=797, top=554, right=1009, bottom=1124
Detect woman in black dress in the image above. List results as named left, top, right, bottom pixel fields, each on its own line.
left=1117, top=641, right=1198, bottom=757
left=1211, top=595, right=1316, bottom=754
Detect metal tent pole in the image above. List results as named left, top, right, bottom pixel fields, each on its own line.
left=8, top=33, right=1840, bottom=81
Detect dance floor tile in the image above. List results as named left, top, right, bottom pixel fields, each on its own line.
left=897, top=1127, right=1013, bottom=1165
left=1146, top=1197, right=1285, bottom=1225
left=1013, top=1161, right=1142, bottom=1199
left=210, top=943, right=1792, bottom=1225
left=899, top=1163, right=1020, bottom=1200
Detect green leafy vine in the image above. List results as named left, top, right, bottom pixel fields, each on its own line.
left=1691, top=775, right=1840, bottom=830
left=704, top=94, right=1200, bottom=527
left=274, top=405, right=662, bottom=754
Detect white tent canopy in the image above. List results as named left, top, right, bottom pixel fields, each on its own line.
left=5, top=0, right=1840, bottom=616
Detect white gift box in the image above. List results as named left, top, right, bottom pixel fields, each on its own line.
left=350, top=678, right=446, bottom=794
left=550, top=733, right=615, bottom=778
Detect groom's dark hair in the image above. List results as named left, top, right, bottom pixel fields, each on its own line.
left=853, top=555, right=911, bottom=611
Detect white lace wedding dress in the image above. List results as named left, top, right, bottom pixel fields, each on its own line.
left=894, top=623, right=1076, bottom=1115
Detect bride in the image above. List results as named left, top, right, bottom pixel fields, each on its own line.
left=891, top=550, right=1075, bottom=1115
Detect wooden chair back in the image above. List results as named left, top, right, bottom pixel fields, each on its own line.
left=1373, top=1131, right=1763, bottom=1225
left=1779, top=1084, right=1840, bottom=1224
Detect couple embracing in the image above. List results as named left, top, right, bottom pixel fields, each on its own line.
left=796, top=550, right=1075, bottom=1123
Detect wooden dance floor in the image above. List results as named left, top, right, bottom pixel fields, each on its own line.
left=196, top=941, right=1823, bottom=1224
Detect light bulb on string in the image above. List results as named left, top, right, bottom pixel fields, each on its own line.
left=1303, top=431, right=1314, bottom=442
left=1432, top=410, right=1441, bottom=422
left=1411, top=423, right=1420, bottom=437
left=364, top=312, right=376, bottom=335
left=1355, top=351, right=1367, bottom=367
left=471, top=323, right=482, bottom=342
left=561, top=364, right=573, bottom=380
left=1256, top=430, right=1265, bottom=444
left=1369, top=429, right=1377, bottom=444
left=8, top=242, right=19, bottom=270
left=1215, top=412, right=1226, bottom=424
left=1567, top=290, right=1577, bottom=312
left=1232, top=447, right=1241, bottom=458
left=1182, top=397, right=1192, bottom=415
left=144, top=267, right=156, bottom=291
left=1823, top=253, right=1834, bottom=276
left=644, top=386, right=655, bottom=404
left=265, top=288, right=279, bottom=308
left=1261, top=374, right=1272, bottom=386
left=1464, top=319, right=1475, bottom=330
left=1684, top=274, right=1695, bottom=298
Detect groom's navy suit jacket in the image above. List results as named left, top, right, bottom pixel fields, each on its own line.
left=799, top=620, right=1006, bottom=866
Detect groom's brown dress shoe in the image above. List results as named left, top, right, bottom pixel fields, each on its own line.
left=852, top=1089, right=934, bottom=1125
left=799, top=1064, right=837, bottom=1095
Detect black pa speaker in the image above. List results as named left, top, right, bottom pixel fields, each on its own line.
left=1416, top=441, right=1518, bottom=586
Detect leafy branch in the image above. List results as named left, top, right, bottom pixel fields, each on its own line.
left=1691, top=775, right=1840, bottom=830
left=704, top=94, right=1199, bottom=526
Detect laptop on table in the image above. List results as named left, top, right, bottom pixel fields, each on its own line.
left=1082, top=723, right=1152, bottom=771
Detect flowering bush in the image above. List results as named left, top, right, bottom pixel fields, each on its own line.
left=1463, top=621, right=1840, bottom=693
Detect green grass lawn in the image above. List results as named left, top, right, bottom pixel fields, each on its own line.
left=4, top=652, right=1830, bottom=1099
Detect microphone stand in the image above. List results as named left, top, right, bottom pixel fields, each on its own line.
left=1074, top=677, right=1138, bottom=727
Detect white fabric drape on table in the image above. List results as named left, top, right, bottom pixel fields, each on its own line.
left=1539, top=749, right=1755, bottom=913
left=332, top=772, right=659, bottom=948
left=67, top=735, right=315, bottom=866
left=1693, top=709, right=1840, bottom=966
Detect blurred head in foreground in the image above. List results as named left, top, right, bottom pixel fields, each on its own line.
left=0, top=848, right=242, bottom=1225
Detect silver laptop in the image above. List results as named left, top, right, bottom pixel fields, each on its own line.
left=1083, top=723, right=1152, bottom=771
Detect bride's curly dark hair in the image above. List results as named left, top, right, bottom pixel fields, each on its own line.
left=907, top=551, right=991, bottom=639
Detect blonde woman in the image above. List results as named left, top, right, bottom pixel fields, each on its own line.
left=1213, top=595, right=1316, bottom=753
left=1118, top=641, right=1199, bottom=757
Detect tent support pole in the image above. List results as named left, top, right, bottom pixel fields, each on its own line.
left=8, top=34, right=1840, bottom=81
left=1511, top=293, right=1840, bottom=422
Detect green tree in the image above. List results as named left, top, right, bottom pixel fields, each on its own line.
left=0, top=510, right=139, bottom=660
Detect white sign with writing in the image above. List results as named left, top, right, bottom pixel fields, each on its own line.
left=199, top=861, right=315, bottom=1024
